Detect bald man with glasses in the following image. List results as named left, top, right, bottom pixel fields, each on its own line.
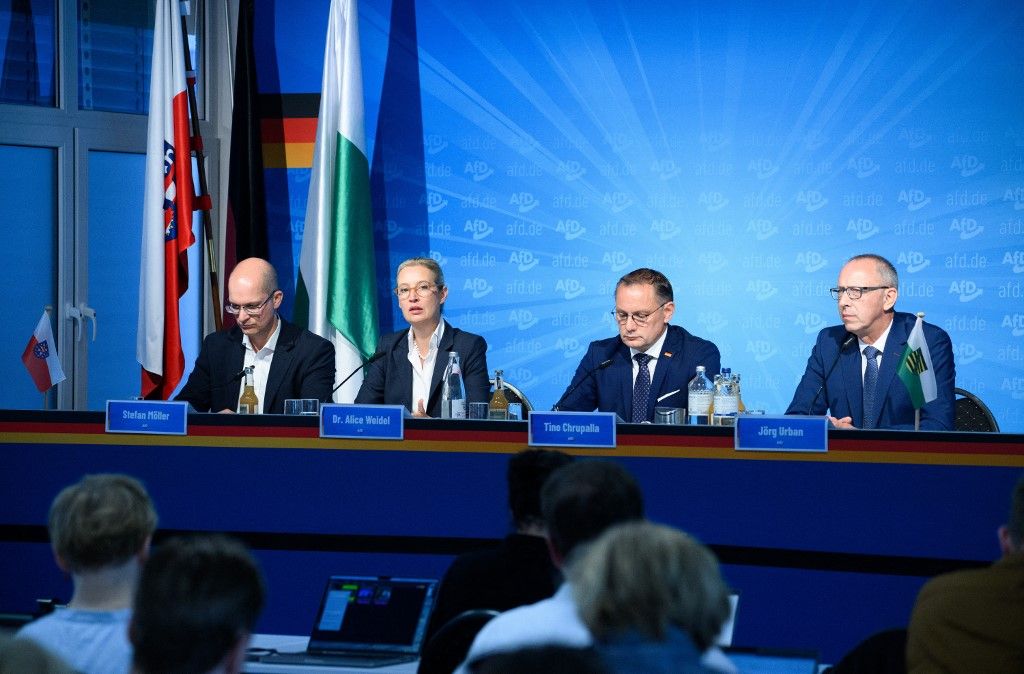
left=176, top=257, right=335, bottom=413
left=556, top=268, right=721, bottom=423
left=786, top=253, right=955, bottom=430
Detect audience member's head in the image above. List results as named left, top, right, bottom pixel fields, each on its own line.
left=469, top=644, right=610, bottom=674
left=540, top=460, right=644, bottom=566
left=508, top=450, right=573, bottom=533
left=49, top=473, right=157, bottom=574
left=130, top=536, right=265, bottom=674
left=998, top=473, right=1024, bottom=556
left=0, top=634, right=74, bottom=674
left=570, top=522, right=731, bottom=651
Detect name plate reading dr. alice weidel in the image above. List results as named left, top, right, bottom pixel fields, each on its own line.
left=320, top=404, right=405, bottom=440
left=528, top=411, right=617, bottom=449
left=734, top=415, right=828, bottom=453
left=105, top=400, right=188, bottom=435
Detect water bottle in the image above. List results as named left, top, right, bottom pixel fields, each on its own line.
left=440, top=352, right=466, bottom=419
left=687, top=365, right=714, bottom=425
left=712, top=367, right=738, bottom=426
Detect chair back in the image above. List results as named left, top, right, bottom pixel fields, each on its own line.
left=489, top=378, right=534, bottom=412
left=953, top=387, right=999, bottom=432
left=418, top=609, right=499, bottom=674
left=829, top=628, right=906, bottom=674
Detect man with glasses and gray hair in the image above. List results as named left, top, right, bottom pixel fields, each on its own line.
left=176, top=257, right=335, bottom=413
left=556, top=268, right=720, bottom=423
left=786, top=253, right=955, bottom=429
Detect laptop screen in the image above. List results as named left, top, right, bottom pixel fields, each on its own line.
left=723, top=646, right=819, bottom=674
left=306, top=576, right=438, bottom=655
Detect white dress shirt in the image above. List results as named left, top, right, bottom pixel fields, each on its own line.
left=858, top=321, right=893, bottom=382
left=628, top=325, right=670, bottom=385
left=407, top=321, right=444, bottom=412
left=238, top=317, right=282, bottom=413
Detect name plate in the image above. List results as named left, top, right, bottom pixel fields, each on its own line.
left=735, top=415, right=828, bottom=453
left=106, top=400, right=188, bottom=435
left=528, top=411, right=617, bottom=449
left=320, top=404, right=405, bottom=440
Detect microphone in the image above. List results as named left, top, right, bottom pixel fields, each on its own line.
left=216, top=367, right=246, bottom=391
left=807, top=334, right=856, bottom=415
left=333, top=351, right=385, bottom=394
left=552, top=359, right=613, bottom=411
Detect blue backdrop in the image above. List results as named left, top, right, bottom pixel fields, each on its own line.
left=257, top=0, right=1024, bottom=430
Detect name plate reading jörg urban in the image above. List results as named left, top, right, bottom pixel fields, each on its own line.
left=735, top=415, right=828, bottom=453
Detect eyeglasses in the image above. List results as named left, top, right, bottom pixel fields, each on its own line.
left=395, top=282, right=440, bottom=299
left=611, top=301, right=669, bottom=326
left=830, top=286, right=891, bottom=301
left=225, top=294, right=274, bottom=316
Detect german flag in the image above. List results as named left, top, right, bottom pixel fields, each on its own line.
left=260, top=93, right=321, bottom=169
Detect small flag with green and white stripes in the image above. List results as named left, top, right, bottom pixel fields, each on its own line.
left=896, top=314, right=937, bottom=409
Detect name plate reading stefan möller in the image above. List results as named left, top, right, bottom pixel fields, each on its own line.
left=528, top=411, right=616, bottom=449
left=106, top=400, right=188, bottom=435
left=320, top=404, right=405, bottom=440
left=735, top=415, right=828, bottom=453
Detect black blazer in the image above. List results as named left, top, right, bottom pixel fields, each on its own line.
left=175, top=318, right=335, bottom=414
left=558, top=324, right=721, bottom=422
left=355, top=320, right=490, bottom=417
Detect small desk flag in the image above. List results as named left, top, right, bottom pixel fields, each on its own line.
left=22, top=310, right=66, bottom=392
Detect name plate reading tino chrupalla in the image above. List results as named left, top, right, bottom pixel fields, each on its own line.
left=320, top=404, right=405, bottom=440
left=106, top=400, right=188, bottom=435
left=528, top=411, right=617, bottom=449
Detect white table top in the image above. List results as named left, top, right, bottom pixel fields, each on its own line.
left=243, top=634, right=419, bottom=674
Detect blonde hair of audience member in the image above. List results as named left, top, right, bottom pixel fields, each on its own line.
left=0, top=635, right=75, bottom=674
left=49, top=474, right=158, bottom=604
left=569, top=522, right=731, bottom=651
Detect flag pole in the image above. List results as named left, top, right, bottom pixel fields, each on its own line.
left=42, top=305, right=53, bottom=411
left=177, top=1, right=223, bottom=331
left=914, top=312, right=925, bottom=431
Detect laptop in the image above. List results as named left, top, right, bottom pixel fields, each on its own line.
left=722, top=646, right=819, bottom=674
left=262, top=576, right=438, bottom=668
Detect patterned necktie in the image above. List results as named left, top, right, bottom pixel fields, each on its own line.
left=862, top=345, right=881, bottom=429
left=632, top=353, right=653, bottom=423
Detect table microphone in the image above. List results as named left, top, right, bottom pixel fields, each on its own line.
left=217, top=367, right=246, bottom=391
left=807, top=334, right=856, bottom=414
left=333, top=351, right=385, bottom=394
left=552, top=359, right=613, bottom=411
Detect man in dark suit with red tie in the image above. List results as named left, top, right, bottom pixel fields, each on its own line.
left=786, top=253, right=955, bottom=430
left=556, top=268, right=721, bottom=423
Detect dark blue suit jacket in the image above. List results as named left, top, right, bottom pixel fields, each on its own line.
left=354, top=320, right=490, bottom=417
left=785, top=311, right=955, bottom=430
left=175, top=319, right=336, bottom=414
left=557, top=324, right=721, bottom=422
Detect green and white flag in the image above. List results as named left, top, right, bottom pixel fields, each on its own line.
left=896, top=314, right=937, bottom=410
left=294, top=0, right=378, bottom=402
